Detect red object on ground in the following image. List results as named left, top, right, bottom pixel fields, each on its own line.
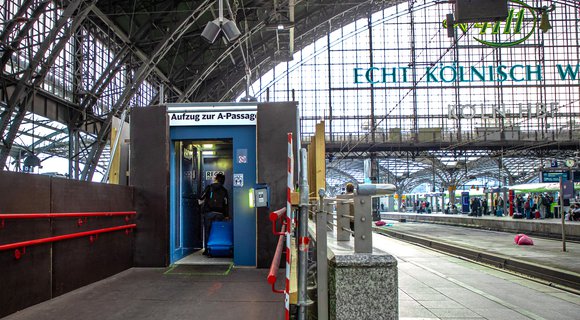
left=514, top=234, right=525, bottom=244
left=517, top=235, right=534, bottom=246
left=375, top=220, right=386, bottom=226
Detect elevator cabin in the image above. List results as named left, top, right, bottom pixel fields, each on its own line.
left=169, top=105, right=257, bottom=266
left=173, top=140, right=233, bottom=256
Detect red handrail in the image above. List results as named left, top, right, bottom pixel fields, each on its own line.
left=269, top=207, right=286, bottom=222
left=267, top=225, right=286, bottom=294
left=0, top=224, right=137, bottom=252
left=270, top=207, right=287, bottom=236
left=0, top=211, right=136, bottom=219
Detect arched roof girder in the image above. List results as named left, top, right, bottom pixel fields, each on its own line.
left=398, top=167, right=443, bottom=194
left=327, top=166, right=360, bottom=186
left=457, top=172, right=502, bottom=187
left=405, top=177, right=439, bottom=194
left=376, top=162, right=398, bottom=185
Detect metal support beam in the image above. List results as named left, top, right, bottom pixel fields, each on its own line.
left=79, top=46, right=130, bottom=115
left=0, top=0, right=34, bottom=43
left=0, top=0, right=85, bottom=138
left=0, top=0, right=50, bottom=71
left=80, top=2, right=212, bottom=180
left=0, top=0, right=95, bottom=170
left=89, top=7, right=186, bottom=97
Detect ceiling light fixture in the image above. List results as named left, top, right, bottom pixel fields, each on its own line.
left=201, top=0, right=241, bottom=43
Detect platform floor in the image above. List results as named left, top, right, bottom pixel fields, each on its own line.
left=3, top=267, right=284, bottom=320
left=376, top=219, right=580, bottom=276
left=373, top=231, right=580, bottom=320
left=383, top=210, right=580, bottom=225
left=4, top=221, right=580, bottom=320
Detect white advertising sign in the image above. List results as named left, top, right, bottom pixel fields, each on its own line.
left=169, top=110, right=257, bottom=126
left=205, top=170, right=224, bottom=180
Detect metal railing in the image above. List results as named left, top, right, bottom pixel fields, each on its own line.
left=267, top=224, right=287, bottom=294
left=0, top=211, right=137, bottom=260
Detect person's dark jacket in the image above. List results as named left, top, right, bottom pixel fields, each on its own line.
left=200, top=183, right=229, bottom=217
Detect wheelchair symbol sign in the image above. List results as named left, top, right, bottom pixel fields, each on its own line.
left=233, top=174, right=244, bottom=187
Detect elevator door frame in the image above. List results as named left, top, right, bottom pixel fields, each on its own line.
left=169, top=125, right=257, bottom=266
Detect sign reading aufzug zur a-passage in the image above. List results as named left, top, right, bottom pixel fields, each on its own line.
left=169, top=110, right=257, bottom=126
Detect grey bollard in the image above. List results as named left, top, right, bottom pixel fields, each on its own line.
left=357, top=183, right=396, bottom=196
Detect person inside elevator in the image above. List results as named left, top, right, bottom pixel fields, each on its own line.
left=199, top=172, right=229, bottom=255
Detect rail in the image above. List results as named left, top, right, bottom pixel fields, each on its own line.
left=0, top=211, right=136, bottom=219
left=0, top=224, right=136, bottom=259
left=0, top=211, right=137, bottom=260
left=267, top=225, right=287, bottom=294
left=270, top=207, right=287, bottom=236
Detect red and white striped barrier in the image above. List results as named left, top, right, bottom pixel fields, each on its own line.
left=285, top=132, right=294, bottom=320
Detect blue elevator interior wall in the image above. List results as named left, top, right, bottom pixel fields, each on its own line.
left=170, top=125, right=257, bottom=266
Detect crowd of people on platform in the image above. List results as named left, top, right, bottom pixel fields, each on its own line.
left=415, top=200, right=432, bottom=213
left=413, top=193, right=580, bottom=222
left=511, top=193, right=554, bottom=219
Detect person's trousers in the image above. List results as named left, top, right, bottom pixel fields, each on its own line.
left=204, top=211, right=224, bottom=247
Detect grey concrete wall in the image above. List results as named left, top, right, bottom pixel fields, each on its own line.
left=0, top=171, right=134, bottom=318
left=257, top=102, right=298, bottom=268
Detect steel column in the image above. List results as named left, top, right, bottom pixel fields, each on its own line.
left=297, top=148, right=310, bottom=320
left=316, top=188, right=329, bottom=320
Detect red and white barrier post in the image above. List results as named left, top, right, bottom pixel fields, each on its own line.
left=285, top=132, right=294, bottom=320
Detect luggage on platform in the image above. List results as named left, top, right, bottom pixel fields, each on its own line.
left=206, top=221, right=233, bottom=257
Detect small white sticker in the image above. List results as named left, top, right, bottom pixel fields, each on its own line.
left=233, top=174, right=244, bottom=187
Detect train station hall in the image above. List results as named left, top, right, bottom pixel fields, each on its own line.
left=1, top=0, right=579, bottom=319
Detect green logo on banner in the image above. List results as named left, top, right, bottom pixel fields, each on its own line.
left=442, top=0, right=541, bottom=48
